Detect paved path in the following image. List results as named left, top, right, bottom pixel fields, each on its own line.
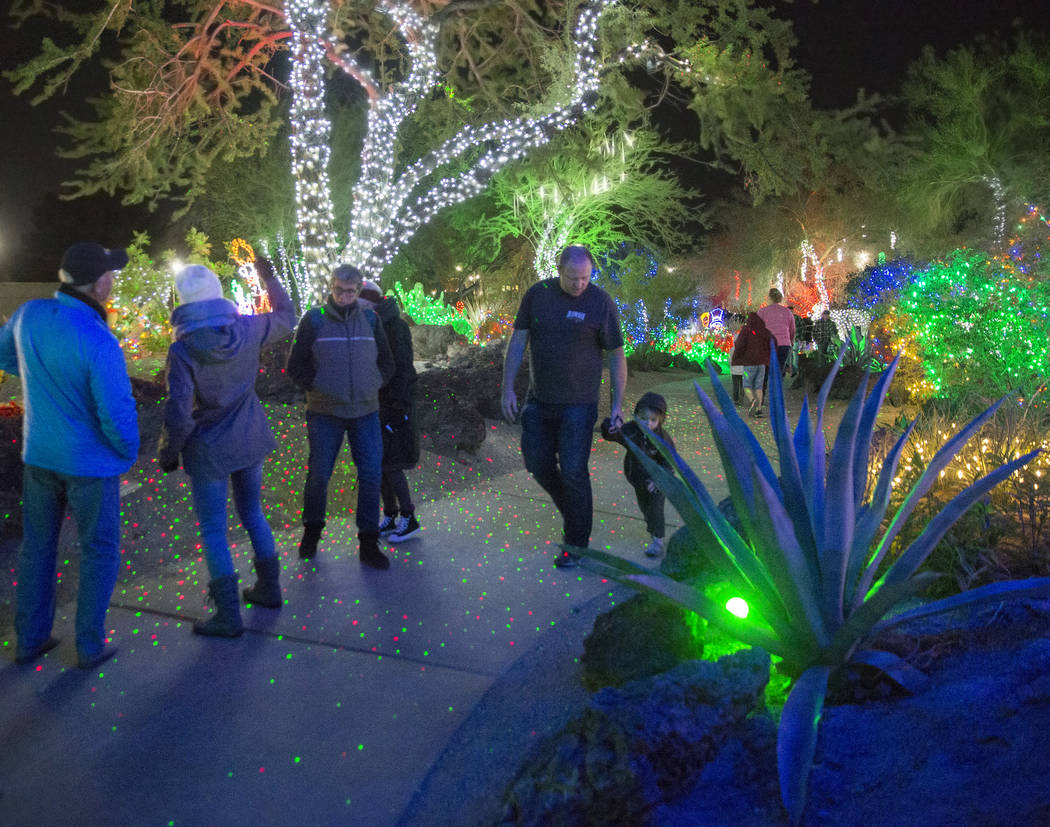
left=0, top=373, right=750, bottom=825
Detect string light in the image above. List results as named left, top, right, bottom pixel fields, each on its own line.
left=286, top=0, right=619, bottom=286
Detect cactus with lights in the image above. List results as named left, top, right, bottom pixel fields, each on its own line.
left=285, top=0, right=620, bottom=284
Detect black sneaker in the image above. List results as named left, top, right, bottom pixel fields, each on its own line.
left=554, top=548, right=581, bottom=568
left=378, top=514, right=398, bottom=537
left=388, top=515, right=421, bottom=542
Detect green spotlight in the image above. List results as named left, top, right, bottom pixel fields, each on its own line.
left=726, top=597, right=749, bottom=618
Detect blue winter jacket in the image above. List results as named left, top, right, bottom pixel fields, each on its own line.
left=158, top=277, right=295, bottom=478
left=0, top=286, right=139, bottom=477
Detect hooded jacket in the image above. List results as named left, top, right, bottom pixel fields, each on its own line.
left=286, top=295, right=395, bottom=419
left=158, top=276, right=295, bottom=478
left=0, top=285, right=139, bottom=477
left=731, top=312, right=773, bottom=367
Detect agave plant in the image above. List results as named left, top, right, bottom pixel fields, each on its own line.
left=578, top=346, right=1050, bottom=824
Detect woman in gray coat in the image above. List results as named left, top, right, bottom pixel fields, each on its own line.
left=159, top=259, right=295, bottom=636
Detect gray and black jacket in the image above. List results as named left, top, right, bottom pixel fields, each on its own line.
left=286, top=296, right=395, bottom=419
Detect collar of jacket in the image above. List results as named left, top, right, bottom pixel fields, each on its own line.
left=171, top=298, right=239, bottom=340
left=325, top=295, right=363, bottom=322
left=57, top=283, right=108, bottom=323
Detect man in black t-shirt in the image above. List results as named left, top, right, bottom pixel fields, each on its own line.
left=501, top=245, right=627, bottom=568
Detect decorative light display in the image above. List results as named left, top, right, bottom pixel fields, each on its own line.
left=227, top=238, right=271, bottom=315
left=848, top=257, right=921, bottom=311
left=286, top=0, right=342, bottom=277
left=726, top=597, right=749, bottom=619
left=283, top=0, right=620, bottom=285
left=872, top=243, right=1050, bottom=401
left=800, top=239, right=830, bottom=311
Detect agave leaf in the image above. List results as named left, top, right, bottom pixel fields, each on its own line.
left=850, top=648, right=930, bottom=694
left=877, top=449, right=1039, bottom=589
left=767, top=347, right=820, bottom=565
left=793, top=395, right=813, bottom=488
left=623, top=433, right=793, bottom=634
left=572, top=546, right=656, bottom=576
left=856, top=397, right=1010, bottom=600
left=824, top=573, right=941, bottom=664
left=623, top=572, right=789, bottom=657
left=701, top=361, right=782, bottom=496
left=778, top=664, right=831, bottom=827
left=850, top=354, right=901, bottom=510
left=820, top=364, right=871, bottom=624
left=846, top=419, right=919, bottom=609
left=873, top=576, right=1050, bottom=634
left=750, top=468, right=830, bottom=649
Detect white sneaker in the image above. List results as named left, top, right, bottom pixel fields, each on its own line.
left=644, top=537, right=664, bottom=558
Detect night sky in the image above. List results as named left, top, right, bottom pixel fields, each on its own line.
left=0, top=0, right=1046, bottom=280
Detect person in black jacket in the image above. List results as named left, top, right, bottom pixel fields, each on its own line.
left=600, top=391, right=676, bottom=558
left=359, top=283, right=421, bottom=543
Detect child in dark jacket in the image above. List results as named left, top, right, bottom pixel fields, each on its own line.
left=601, top=391, right=676, bottom=557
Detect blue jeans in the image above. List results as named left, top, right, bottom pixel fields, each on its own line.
left=520, top=401, right=598, bottom=548
left=190, top=462, right=276, bottom=580
left=17, top=465, right=120, bottom=660
left=303, top=410, right=382, bottom=534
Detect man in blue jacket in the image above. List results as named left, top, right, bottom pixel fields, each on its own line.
left=287, top=264, right=395, bottom=568
left=0, top=242, right=139, bottom=669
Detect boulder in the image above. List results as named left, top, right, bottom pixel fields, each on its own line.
left=501, top=648, right=774, bottom=825
left=580, top=593, right=703, bottom=691
left=410, top=324, right=469, bottom=360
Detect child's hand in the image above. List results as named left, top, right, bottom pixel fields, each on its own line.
left=646, top=480, right=657, bottom=493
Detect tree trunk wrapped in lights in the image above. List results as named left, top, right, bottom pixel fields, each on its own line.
left=285, top=0, right=620, bottom=282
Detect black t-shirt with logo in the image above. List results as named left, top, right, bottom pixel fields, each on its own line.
left=513, top=278, right=624, bottom=404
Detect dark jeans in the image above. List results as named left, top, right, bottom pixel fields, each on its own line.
left=633, top=481, right=665, bottom=538
left=17, top=465, right=120, bottom=660
left=381, top=468, right=414, bottom=517
left=520, top=400, right=598, bottom=548
left=763, top=345, right=792, bottom=391
left=189, top=462, right=276, bottom=580
left=303, top=410, right=382, bottom=534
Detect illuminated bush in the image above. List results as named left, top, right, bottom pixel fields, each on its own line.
left=872, top=247, right=1050, bottom=403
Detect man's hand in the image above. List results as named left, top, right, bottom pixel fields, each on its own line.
left=501, top=386, right=519, bottom=423
left=609, top=404, right=625, bottom=432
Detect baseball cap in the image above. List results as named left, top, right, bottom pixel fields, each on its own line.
left=59, top=243, right=129, bottom=286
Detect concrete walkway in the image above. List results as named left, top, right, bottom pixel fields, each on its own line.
left=0, top=374, right=746, bottom=825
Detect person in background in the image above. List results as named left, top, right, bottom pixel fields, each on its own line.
left=731, top=311, right=773, bottom=419
left=158, top=259, right=295, bottom=637
left=501, top=245, right=627, bottom=568
left=813, top=308, right=838, bottom=361
left=600, top=391, right=676, bottom=558
left=758, top=287, right=795, bottom=381
left=287, top=265, right=395, bottom=568
left=0, top=242, right=138, bottom=668
left=358, top=282, right=421, bottom=544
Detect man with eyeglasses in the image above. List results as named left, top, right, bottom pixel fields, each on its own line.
left=287, top=265, right=394, bottom=568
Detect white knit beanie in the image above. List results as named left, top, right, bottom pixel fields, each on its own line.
left=175, top=265, right=224, bottom=305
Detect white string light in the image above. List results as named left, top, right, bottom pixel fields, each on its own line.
left=286, top=0, right=619, bottom=289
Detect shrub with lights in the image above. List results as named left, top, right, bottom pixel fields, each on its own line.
left=871, top=246, right=1050, bottom=403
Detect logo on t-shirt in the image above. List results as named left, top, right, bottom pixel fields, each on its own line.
left=566, top=310, right=586, bottom=322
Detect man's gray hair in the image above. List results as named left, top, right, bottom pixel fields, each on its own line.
left=332, top=264, right=364, bottom=284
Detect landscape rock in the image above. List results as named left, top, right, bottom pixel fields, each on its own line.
left=580, top=593, right=703, bottom=691
left=501, top=648, right=773, bottom=825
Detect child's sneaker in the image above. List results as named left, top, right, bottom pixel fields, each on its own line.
left=378, top=514, right=398, bottom=537
left=388, top=514, right=421, bottom=542
left=644, top=536, right=664, bottom=558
